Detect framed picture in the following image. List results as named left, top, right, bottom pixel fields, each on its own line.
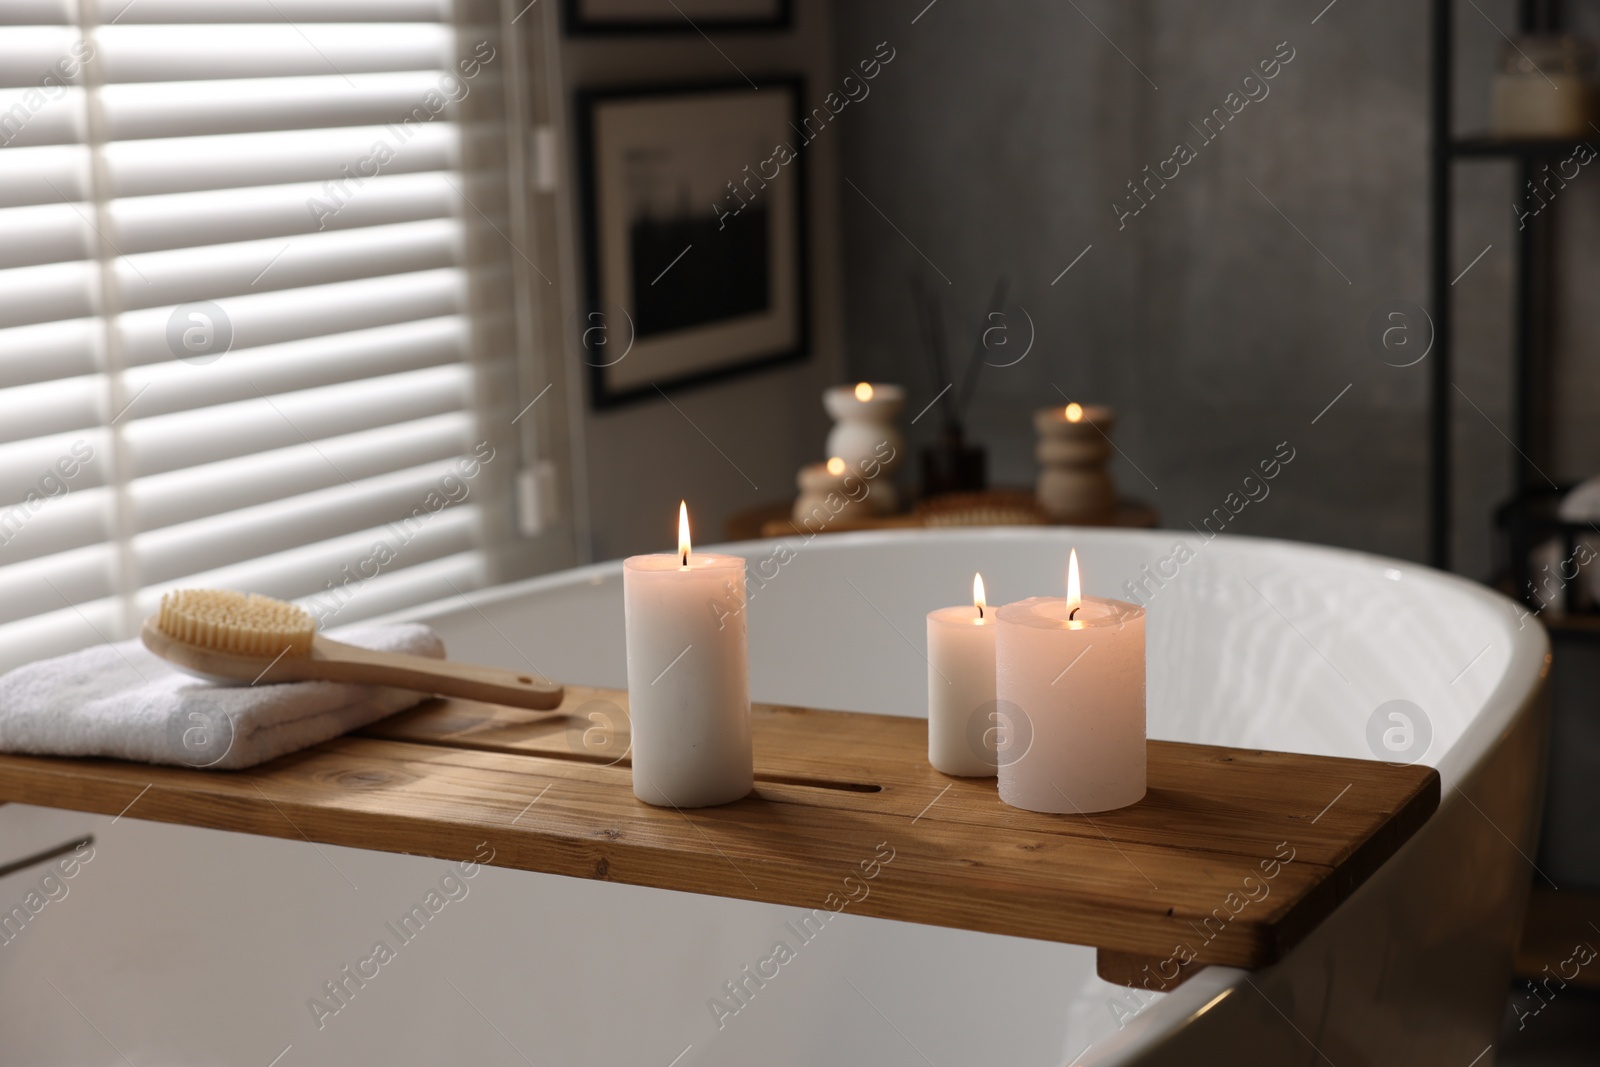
left=577, top=79, right=809, bottom=409
left=565, top=0, right=791, bottom=35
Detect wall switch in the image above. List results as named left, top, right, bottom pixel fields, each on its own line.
left=517, top=460, right=560, bottom=536
left=532, top=126, right=557, bottom=194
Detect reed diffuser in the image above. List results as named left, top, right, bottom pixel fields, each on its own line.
left=911, top=275, right=1008, bottom=497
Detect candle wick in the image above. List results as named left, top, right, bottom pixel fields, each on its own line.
left=681, top=549, right=688, bottom=567
left=977, top=604, right=984, bottom=619
left=1068, top=606, right=1079, bottom=621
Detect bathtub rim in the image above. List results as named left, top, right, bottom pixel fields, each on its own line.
left=388, top=526, right=1549, bottom=789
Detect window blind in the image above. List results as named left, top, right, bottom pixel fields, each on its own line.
left=0, top=0, right=523, bottom=672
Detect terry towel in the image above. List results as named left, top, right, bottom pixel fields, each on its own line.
left=0, top=624, right=445, bottom=770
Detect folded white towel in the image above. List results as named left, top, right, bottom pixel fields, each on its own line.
left=0, top=624, right=445, bottom=770
left=1560, top=476, right=1600, bottom=522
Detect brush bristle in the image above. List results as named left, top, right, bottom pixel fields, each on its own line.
left=156, top=589, right=316, bottom=658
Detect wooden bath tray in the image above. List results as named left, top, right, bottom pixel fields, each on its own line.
left=0, top=686, right=1437, bottom=984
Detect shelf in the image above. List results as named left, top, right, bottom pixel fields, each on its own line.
left=1450, top=135, right=1593, bottom=159
left=0, top=684, right=1438, bottom=984
left=1533, top=611, right=1600, bottom=640
left=726, top=493, right=1158, bottom=542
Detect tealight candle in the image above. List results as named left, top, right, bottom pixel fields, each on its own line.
left=926, top=572, right=998, bottom=776
left=995, top=549, right=1146, bottom=813
left=623, top=502, right=753, bottom=808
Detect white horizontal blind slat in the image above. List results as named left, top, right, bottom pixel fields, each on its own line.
left=101, top=72, right=468, bottom=142
left=0, top=85, right=86, bottom=149
left=113, top=219, right=464, bottom=310
left=135, top=458, right=486, bottom=585
left=0, top=543, right=119, bottom=628
left=104, top=124, right=457, bottom=199
left=131, top=412, right=474, bottom=532
left=0, top=430, right=108, bottom=502
left=123, top=363, right=473, bottom=477
left=0, top=1, right=502, bottom=664
left=110, top=171, right=462, bottom=253
left=0, top=374, right=102, bottom=445
left=0, top=3, right=75, bottom=26
left=0, top=144, right=90, bottom=208
left=0, top=260, right=99, bottom=330
left=123, top=316, right=469, bottom=420
left=137, top=505, right=482, bottom=614
left=0, top=319, right=99, bottom=388
left=115, top=268, right=466, bottom=366
left=0, top=27, right=88, bottom=89
left=0, top=201, right=94, bottom=269
left=94, top=25, right=455, bottom=84
left=104, top=2, right=452, bottom=25
left=0, top=598, right=122, bottom=677
left=0, top=485, right=113, bottom=566
left=295, top=549, right=488, bottom=628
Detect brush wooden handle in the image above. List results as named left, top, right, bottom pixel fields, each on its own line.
left=142, top=621, right=564, bottom=710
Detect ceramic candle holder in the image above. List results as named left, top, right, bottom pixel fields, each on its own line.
left=823, top=383, right=904, bottom=514
left=792, top=461, right=872, bottom=528
left=1035, top=404, right=1116, bottom=522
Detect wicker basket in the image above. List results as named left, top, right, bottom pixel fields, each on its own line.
left=914, top=490, right=1048, bottom=527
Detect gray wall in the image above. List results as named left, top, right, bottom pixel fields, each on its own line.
left=549, top=1, right=846, bottom=563
left=830, top=0, right=1598, bottom=577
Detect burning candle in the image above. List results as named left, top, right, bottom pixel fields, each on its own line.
left=623, top=501, right=753, bottom=808
left=995, top=549, right=1146, bottom=813
left=926, top=572, right=998, bottom=777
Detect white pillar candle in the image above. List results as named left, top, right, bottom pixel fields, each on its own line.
left=996, top=549, right=1146, bottom=813
left=624, top=502, right=753, bottom=808
left=927, top=572, right=997, bottom=777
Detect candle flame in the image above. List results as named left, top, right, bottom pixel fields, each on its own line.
left=678, top=500, right=691, bottom=567
left=973, top=572, right=986, bottom=619
left=1066, top=548, right=1081, bottom=619
left=826, top=456, right=846, bottom=476
left=1065, top=402, right=1083, bottom=423
left=855, top=382, right=874, bottom=401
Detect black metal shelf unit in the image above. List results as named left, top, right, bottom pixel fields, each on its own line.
left=1429, top=0, right=1571, bottom=570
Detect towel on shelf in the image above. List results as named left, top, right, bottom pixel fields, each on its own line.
left=0, top=624, right=445, bottom=770
left=1560, top=476, right=1600, bottom=522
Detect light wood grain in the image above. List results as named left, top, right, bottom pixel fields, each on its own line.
left=140, top=619, right=564, bottom=710
left=0, top=686, right=1437, bottom=978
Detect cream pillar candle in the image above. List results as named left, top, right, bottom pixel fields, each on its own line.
left=623, top=502, right=753, bottom=808
left=995, top=549, right=1146, bottom=813
left=927, top=572, right=997, bottom=777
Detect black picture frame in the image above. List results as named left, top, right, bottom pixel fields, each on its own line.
left=564, top=0, right=792, bottom=35
left=576, top=78, right=810, bottom=410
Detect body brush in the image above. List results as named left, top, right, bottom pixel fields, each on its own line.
left=141, top=589, right=563, bottom=710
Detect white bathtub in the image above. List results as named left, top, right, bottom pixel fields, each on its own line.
left=0, top=528, right=1548, bottom=1065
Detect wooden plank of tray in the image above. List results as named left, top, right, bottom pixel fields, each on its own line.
left=0, top=686, right=1437, bottom=977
